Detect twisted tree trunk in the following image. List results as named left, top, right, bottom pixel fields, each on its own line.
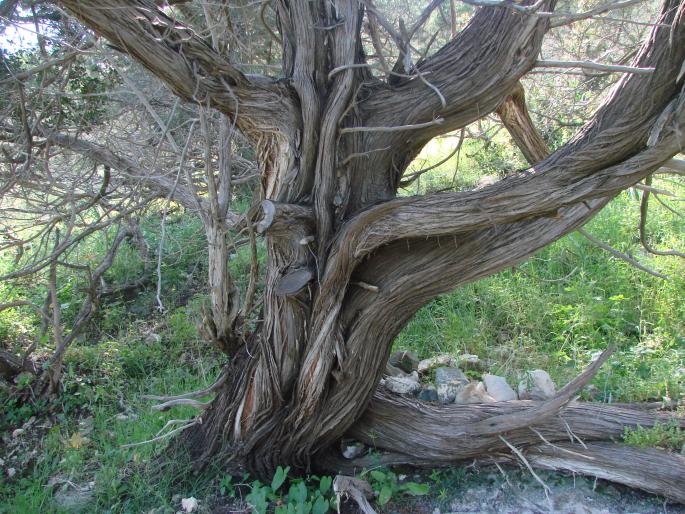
left=58, top=0, right=685, bottom=499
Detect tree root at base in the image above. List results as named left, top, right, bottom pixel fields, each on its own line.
left=320, top=393, right=685, bottom=503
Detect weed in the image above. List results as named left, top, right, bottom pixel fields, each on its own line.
left=623, top=421, right=685, bottom=453
left=362, top=468, right=429, bottom=506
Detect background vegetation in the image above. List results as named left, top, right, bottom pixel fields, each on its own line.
left=1, top=0, right=684, bottom=512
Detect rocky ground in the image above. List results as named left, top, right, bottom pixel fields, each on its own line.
left=381, top=350, right=560, bottom=404
left=375, top=465, right=684, bottom=514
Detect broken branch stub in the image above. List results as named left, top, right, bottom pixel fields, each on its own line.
left=274, top=269, right=315, bottom=296
left=255, top=200, right=314, bottom=236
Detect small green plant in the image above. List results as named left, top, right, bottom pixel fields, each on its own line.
left=219, top=475, right=235, bottom=497
left=244, top=466, right=336, bottom=514
left=623, top=422, right=685, bottom=452
left=365, top=469, right=429, bottom=506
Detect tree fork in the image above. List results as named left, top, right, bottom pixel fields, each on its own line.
left=56, top=0, right=685, bottom=498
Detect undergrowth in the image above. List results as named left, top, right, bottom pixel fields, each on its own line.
left=1, top=147, right=683, bottom=511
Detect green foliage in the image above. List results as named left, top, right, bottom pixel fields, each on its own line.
left=242, top=467, right=336, bottom=514
left=364, top=469, right=429, bottom=506
left=623, top=422, right=685, bottom=453
left=396, top=182, right=685, bottom=403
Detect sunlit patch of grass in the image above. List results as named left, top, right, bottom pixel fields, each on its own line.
left=396, top=179, right=685, bottom=404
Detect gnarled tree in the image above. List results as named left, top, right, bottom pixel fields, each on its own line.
left=51, top=0, right=685, bottom=501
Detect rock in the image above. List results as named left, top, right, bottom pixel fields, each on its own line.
left=518, top=369, right=556, bottom=400
left=418, top=354, right=457, bottom=373
left=7, top=468, right=16, bottom=478
left=454, top=382, right=496, bottom=404
left=417, top=386, right=438, bottom=402
left=458, top=353, right=485, bottom=371
left=435, top=367, right=467, bottom=385
left=181, top=497, right=199, bottom=513
left=342, top=442, right=365, bottom=459
left=435, top=383, right=458, bottom=403
left=11, top=428, right=24, bottom=438
left=53, top=487, right=94, bottom=512
left=385, top=372, right=420, bottom=395
left=435, top=367, right=468, bottom=403
left=476, top=174, right=498, bottom=189
left=145, top=333, right=162, bottom=345
left=384, top=362, right=407, bottom=378
left=482, top=374, right=516, bottom=401
left=388, top=350, right=419, bottom=373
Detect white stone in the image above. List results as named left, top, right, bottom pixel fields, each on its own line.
left=418, top=354, right=457, bottom=373
left=483, top=374, right=517, bottom=401
left=11, top=428, right=24, bottom=438
left=181, top=497, right=199, bottom=513
left=342, top=444, right=365, bottom=459
left=437, top=383, right=460, bottom=403
left=518, top=369, right=556, bottom=400
left=459, top=354, right=483, bottom=368
left=454, top=382, right=496, bottom=404
left=385, top=373, right=420, bottom=395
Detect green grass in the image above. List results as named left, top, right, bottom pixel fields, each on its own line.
left=1, top=138, right=684, bottom=510
left=395, top=180, right=685, bottom=403
left=623, top=421, right=685, bottom=452
left=0, top=301, right=229, bottom=513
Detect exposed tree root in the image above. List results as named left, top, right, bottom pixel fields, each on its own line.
left=529, top=442, right=685, bottom=504
left=320, top=394, right=685, bottom=503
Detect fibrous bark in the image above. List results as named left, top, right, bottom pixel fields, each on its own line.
left=55, top=0, right=685, bottom=501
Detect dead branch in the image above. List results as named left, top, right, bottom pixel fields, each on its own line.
left=534, top=60, right=655, bottom=75
left=577, top=228, right=668, bottom=279
left=152, top=398, right=212, bottom=411
left=639, top=176, right=685, bottom=259
left=339, top=118, right=444, bottom=134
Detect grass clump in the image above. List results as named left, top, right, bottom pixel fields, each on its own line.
left=623, top=422, right=685, bottom=453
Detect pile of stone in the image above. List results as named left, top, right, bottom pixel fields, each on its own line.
left=381, top=351, right=557, bottom=405
left=343, top=352, right=559, bottom=460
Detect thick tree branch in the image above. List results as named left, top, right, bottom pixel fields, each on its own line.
left=343, top=1, right=556, bottom=212
left=360, top=1, right=555, bottom=137
left=496, top=82, right=550, bottom=165
left=350, top=391, right=685, bottom=464
left=329, top=1, right=685, bottom=290
left=56, top=0, right=297, bottom=137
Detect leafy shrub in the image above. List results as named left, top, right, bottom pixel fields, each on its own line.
left=242, top=466, right=336, bottom=514
left=365, top=469, right=429, bottom=506
left=623, top=422, right=685, bottom=452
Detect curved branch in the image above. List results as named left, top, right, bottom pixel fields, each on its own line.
left=496, top=82, right=550, bottom=164
left=56, top=0, right=296, bottom=136
left=361, top=1, right=555, bottom=138
left=349, top=391, right=685, bottom=468
left=322, top=2, right=685, bottom=305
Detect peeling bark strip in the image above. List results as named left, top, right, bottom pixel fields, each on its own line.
left=58, top=0, right=685, bottom=498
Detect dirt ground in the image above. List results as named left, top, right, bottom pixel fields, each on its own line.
left=377, top=465, right=684, bottom=514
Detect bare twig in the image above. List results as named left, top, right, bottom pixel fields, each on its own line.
left=340, top=118, right=444, bottom=134
left=639, top=177, right=685, bottom=260
left=152, top=398, right=211, bottom=411
left=499, top=435, right=552, bottom=504
left=120, top=418, right=201, bottom=449
left=141, top=370, right=229, bottom=401
left=534, top=60, right=654, bottom=75
left=577, top=228, right=668, bottom=279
